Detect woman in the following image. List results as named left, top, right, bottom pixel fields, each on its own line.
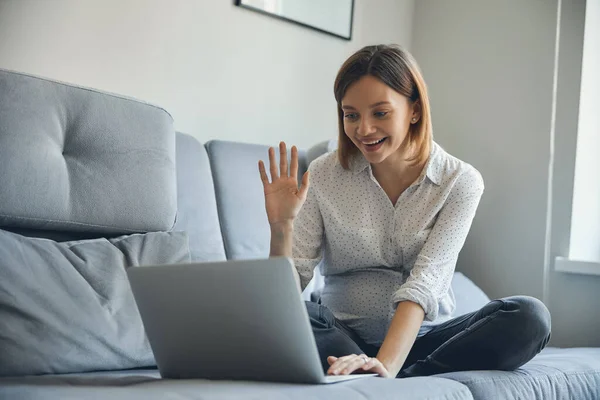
left=258, top=44, right=551, bottom=378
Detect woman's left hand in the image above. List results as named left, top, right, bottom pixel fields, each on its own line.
left=327, top=354, right=392, bottom=378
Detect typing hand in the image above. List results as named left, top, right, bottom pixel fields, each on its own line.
left=327, top=354, right=391, bottom=378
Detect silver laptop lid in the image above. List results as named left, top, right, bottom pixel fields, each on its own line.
left=127, top=257, right=326, bottom=383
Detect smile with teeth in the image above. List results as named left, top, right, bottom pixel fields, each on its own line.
left=363, top=138, right=386, bottom=146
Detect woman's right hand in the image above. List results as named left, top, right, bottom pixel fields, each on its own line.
left=258, top=142, right=310, bottom=227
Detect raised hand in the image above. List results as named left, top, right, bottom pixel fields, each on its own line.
left=258, top=142, right=310, bottom=226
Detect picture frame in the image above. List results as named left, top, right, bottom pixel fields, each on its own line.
left=235, top=0, right=354, bottom=41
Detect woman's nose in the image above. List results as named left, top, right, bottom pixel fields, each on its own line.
left=357, top=117, right=376, bottom=136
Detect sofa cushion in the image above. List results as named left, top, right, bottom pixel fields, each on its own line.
left=206, top=140, right=307, bottom=260
left=451, top=272, right=491, bottom=317
left=0, top=229, right=190, bottom=377
left=306, top=138, right=337, bottom=165
left=0, top=369, right=474, bottom=400
left=0, top=69, right=177, bottom=234
left=438, top=347, right=600, bottom=400
left=173, top=133, right=226, bottom=262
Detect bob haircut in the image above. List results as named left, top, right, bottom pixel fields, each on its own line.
left=334, top=44, right=432, bottom=169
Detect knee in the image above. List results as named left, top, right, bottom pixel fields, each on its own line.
left=505, top=296, right=552, bottom=342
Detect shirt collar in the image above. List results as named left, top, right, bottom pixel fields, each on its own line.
left=349, top=141, right=443, bottom=186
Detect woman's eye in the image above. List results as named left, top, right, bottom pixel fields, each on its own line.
left=374, top=111, right=388, bottom=118
left=344, top=113, right=358, bottom=121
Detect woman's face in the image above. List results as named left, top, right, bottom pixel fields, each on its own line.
left=341, top=75, right=419, bottom=167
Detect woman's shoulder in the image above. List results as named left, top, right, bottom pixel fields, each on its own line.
left=307, top=150, right=343, bottom=175
left=432, top=142, right=484, bottom=195
left=306, top=150, right=353, bottom=192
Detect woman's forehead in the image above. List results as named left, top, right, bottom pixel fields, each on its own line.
left=342, top=77, right=407, bottom=108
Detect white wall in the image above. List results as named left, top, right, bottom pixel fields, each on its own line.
left=412, top=0, right=600, bottom=347
left=0, top=0, right=414, bottom=149
left=411, top=0, right=558, bottom=301
left=549, top=0, right=600, bottom=347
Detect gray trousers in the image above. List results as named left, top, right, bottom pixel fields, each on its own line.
left=306, top=296, right=552, bottom=377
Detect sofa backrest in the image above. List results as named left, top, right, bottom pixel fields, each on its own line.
left=0, top=68, right=177, bottom=238
left=174, top=133, right=227, bottom=262
left=206, top=140, right=308, bottom=260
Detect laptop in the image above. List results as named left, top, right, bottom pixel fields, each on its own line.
left=126, top=257, right=377, bottom=384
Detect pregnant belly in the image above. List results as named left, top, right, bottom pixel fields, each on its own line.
left=320, top=268, right=406, bottom=346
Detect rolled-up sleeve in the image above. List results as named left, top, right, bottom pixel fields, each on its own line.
left=292, top=167, right=324, bottom=291
left=391, top=167, right=484, bottom=321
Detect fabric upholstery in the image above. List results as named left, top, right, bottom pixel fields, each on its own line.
left=306, top=138, right=338, bottom=166
left=0, top=370, right=474, bottom=400
left=173, top=133, right=226, bottom=262
left=206, top=140, right=307, bottom=260
left=439, top=347, right=600, bottom=400
left=451, top=272, right=491, bottom=317
left=0, top=69, right=177, bottom=234
left=0, top=229, right=190, bottom=377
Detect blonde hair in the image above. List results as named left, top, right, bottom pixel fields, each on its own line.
left=333, top=44, right=432, bottom=169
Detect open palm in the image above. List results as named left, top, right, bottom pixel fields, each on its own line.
left=258, top=142, right=310, bottom=225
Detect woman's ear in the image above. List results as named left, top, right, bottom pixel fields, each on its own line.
left=411, top=100, right=422, bottom=123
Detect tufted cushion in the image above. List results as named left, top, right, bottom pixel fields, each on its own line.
left=0, top=69, right=177, bottom=234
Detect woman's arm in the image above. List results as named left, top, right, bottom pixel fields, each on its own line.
left=269, top=221, right=302, bottom=288
left=269, top=221, right=295, bottom=258
left=259, top=142, right=322, bottom=290
left=391, top=167, right=484, bottom=323
left=383, top=167, right=484, bottom=374
left=327, top=301, right=423, bottom=378
left=376, top=301, right=424, bottom=377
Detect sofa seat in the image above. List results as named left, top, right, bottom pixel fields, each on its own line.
left=438, top=347, right=600, bottom=400
left=0, top=370, right=474, bottom=400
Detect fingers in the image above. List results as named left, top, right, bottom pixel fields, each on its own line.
left=279, top=142, right=288, bottom=177
left=298, top=171, right=310, bottom=199
left=268, top=147, right=278, bottom=180
left=342, top=356, right=370, bottom=375
left=289, top=146, right=298, bottom=179
left=361, top=358, right=389, bottom=377
left=328, top=354, right=369, bottom=376
left=258, top=160, right=269, bottom=185
left=329, top=359, right=356, bottom=375
left=327, top=354, right=388, bottom=377
left=327, top=354, right=353, bottom=374
left=362, top=357, right=377, bottom=371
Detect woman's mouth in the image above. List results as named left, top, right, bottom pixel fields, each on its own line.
left=361, top=137, right=387, bottom=152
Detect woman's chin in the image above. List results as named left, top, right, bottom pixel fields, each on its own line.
left=361, top=151, right=387, bottom=165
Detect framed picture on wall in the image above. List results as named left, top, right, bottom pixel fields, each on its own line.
left=235, top=0, right=354, bottom=41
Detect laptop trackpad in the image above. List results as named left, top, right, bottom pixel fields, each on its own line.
left=322, top=374, right=378, bottom=384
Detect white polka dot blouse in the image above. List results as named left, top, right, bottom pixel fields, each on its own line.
left=293, top=141, right=484, bottom=346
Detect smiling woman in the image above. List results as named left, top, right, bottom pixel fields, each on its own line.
left=258, top=44, right=551, bottom=380
left=334, top=46, right=431, bottom=173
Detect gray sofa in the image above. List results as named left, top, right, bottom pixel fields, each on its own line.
left=0, top=69, right=599, bottom=400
